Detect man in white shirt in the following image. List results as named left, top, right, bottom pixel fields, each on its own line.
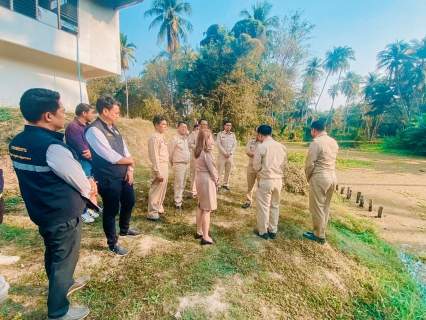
left=86, top=96, right=140, bottom=256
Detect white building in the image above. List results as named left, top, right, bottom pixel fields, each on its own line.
left=0, top=0, right=143, bottom=110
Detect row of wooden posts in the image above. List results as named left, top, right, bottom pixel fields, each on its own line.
left=336, top=185, right=384, bottom=218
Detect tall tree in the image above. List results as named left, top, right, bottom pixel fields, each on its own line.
left=377, top=40, right=415, bottom=121
left=144, top=0, right=193, bottom=108
left=326, top=83, right=339, bottom=124
left=120, top=33, right=137, bottom=117
left=340, top=71, right=362, bottom=131
left=239, top=0, right=279, bottom=29
left=314, top=46, right=355, bottom=113
left=144, top=0, right=193, bottom=55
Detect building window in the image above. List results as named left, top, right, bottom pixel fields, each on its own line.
left=1, top=0, right=78, bottom=35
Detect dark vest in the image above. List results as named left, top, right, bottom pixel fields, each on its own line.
left=86, top=118, right=127, bottom=180
left=9, top=125, right=85, bottom=227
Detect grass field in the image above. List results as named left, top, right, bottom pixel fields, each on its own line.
left=0, top=108, right=424, bottom=319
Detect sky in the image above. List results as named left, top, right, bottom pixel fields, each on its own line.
left=119, top=0, right=426, bottom=111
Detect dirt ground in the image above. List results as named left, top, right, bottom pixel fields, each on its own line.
left=331, top=148, right=426, bottom=258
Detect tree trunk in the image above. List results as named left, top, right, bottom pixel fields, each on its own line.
left=343, top=96, right=350, bottom=133
left=314, top=71, right=331, bottom=113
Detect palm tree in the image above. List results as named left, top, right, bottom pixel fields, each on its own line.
left=325, top=84, right=339, bottom=124
left=300, top=57, right=323, bottom=121
left=340, top=71, right=362, bottom=131
left=314, top=46, right=355, bottom=113
left=144, top=0, right=193, bottom=55
left=377, top=40, right=415, bottom=121
left=120, top=33, right=137, bottom=117
left=144, top=0, right=193, bottom=108
left=240, top=0, right=279, bottom=29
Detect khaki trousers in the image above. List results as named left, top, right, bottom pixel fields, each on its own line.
left=246, top=166, right=258, bottom=203
left=256, top=178, right=282, bottom=235
left=189, top=155, right=197, bottom=195
left=173, top=162, right=188, bottom=206
left=218, top=153, right=233, bottom=186
left=148, top=162, right=169, bottom=219
left=309, top=173, right=337, bottom=239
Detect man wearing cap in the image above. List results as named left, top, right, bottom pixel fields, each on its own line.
left=303, top=120, right=339, bottom=244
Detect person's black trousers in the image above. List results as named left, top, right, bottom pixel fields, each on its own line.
left=38, top=217, right=82, bottom=319
left=97, top=179, right=136, bottom=248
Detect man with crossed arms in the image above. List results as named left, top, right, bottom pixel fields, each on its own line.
left=168, top=121, right=190, bottom=212
left=217, top=120, right=237, bottom=191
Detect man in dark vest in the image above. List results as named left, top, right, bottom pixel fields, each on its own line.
left=85, top=96, right=140, bottom=256
left=9, top=88, right=94, bottom=320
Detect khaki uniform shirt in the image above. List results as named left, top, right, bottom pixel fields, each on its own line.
left=217, top=131, right=237, bottom=155
left=253, top=137, right=287, bottom=180
left=148, top=131, right=169, bottom=177
left=246, top=137, right=261, bottom=166
left=304, top=132, right=339, bottom=182
left=168, top=134, right=190, bottom=164
left=188, top=130, right=199, bottom=154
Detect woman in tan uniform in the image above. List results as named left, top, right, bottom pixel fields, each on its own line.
left=194, top=129, right=219, bottom=245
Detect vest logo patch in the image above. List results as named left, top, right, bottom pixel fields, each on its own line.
left=106, top=133, right=113, bottom=137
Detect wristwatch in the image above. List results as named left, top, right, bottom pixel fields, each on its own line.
left=127, top=167, right=134, bottom=172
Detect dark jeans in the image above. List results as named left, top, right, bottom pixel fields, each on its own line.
left=38, top=218, right=82, bottom=319
left=97, top=179, right=135, bottom=248
left=79, top=160, right=92, bottom=215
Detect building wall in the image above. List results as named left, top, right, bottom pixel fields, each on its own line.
left=0, top=1, right=122, bottom=109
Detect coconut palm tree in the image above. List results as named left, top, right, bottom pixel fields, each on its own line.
left=325, top=83, right=339, bottom=124
left=240, top=0, right=279, bottom=29
left=340, top=71, right=363, bottom=132
left=144, top=0, right=193, bottom=108
left=144, top=0, right=193, bottom=55
left=120, top=33, right=137, bottom=117
left=314, top=46, right=355, bottom=113
left=377, top=40, right=415, bottom=121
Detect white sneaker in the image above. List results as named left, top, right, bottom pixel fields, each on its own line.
left=81, top=213, right=94, bottom=223
left=87, top=209, right=99, bottom=219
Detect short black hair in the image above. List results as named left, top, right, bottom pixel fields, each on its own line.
left=257, top=124, right=272, bottom=136
left=153, top=115, right=167, bottom=126
left=96, top=96, right=120, bottom=114
left=75, top=103, right=94, bottom=116
left=178, top=121, right=187, bottom=127
left=193, top=124, right=199, bottom=129
left=198, top=118, right=207, bottom=125
left=223, top=120, right=232, bottom=126
left=19, top=88, right=61, bottom=122
left=311, top=120, right=326, bottom=131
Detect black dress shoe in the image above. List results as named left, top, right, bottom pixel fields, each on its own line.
left=147, top=218, right=164, bottom=223
left=254, top=228, right=269, bottom=240
left=194, top=233, right=203, bottom=239
left=223, top=186, right=231, bottom=191
left=303, top=232, right=325, bottom=244
left=187, top=193, right=196, bottom=199
left=201, top=237, right=216, bottom=245
left=268, top=231, right=276, bottom=239
left=242, top=203, right=251, bottom=209
left=176, top=206, right=182, bottom=212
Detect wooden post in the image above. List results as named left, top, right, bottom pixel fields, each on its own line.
left=356, top=192, right=361, bottom=203
left=340, top=187, right=345, bottom=195
left=336, top=184, right=339, bottom=191
left=359, top=195, right=364, bottom=207
left=346, top=187, right=351, bottom=197
left=377, top=206, right=384, bottom=218
left=346, top=190, right=352, bottom=200
left=368, top=199, right=373, bottom=212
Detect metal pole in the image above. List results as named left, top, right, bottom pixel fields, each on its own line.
left=76, top=1, right=82, bottom=103
left=10, top=0, right=13, bottom=11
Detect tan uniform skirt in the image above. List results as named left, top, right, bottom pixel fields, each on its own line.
left=196, top=171, right=217, bottom=211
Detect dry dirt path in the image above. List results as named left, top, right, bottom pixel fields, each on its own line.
left=334, top=148, right=426, bottom=258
